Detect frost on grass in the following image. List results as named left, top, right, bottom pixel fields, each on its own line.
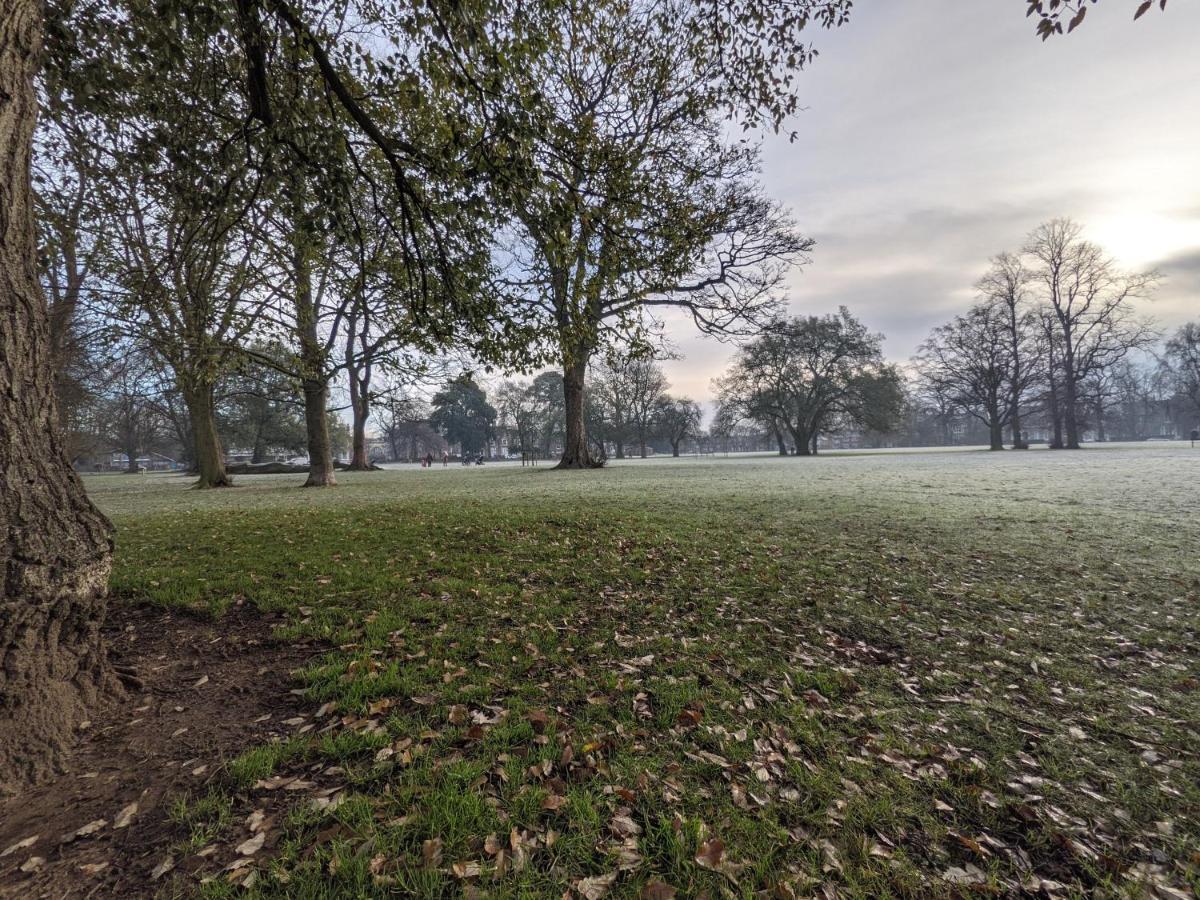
left=91, top=446, right=1200, bottom=896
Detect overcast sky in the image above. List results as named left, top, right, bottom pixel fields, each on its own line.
left=660, top=2, right=1200, bottom=403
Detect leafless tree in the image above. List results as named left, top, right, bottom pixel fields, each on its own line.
left=1023, top=218, right=1157, bottom=449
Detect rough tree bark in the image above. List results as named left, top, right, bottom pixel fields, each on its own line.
left=301, top=378, right=336, bottom=486
left=345, top=348, right=371, bottom=470
left=293, top=236, right=335, bottom=487
left=988, top=417, right=1004, bottom=452
left=1, top=0, right=117, bottom=796
left=182, top=383, right=231, bottom=488
left=557, top=356, right=600, bottom=469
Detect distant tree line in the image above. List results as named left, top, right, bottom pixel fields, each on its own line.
left=911, top=218, right=1200, bottom=451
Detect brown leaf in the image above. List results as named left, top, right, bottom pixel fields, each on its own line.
left=609, top=815, right=641, bottom=837
left=0, top=835, right=39, bottom=858
left=114, top=802, right=139, bottom=829
left=448, top=705, right=469, bottom=725
left=695, top=838, right=725, bottom=870
left=575, top=871, right=618, bottom=899
left=236, top=832, right=265, bottom=856
left=542, top=793, right=569, bottom=811
left=422, top=837, right=443, bottom=869
left=640, top=880, right=677, bottom=899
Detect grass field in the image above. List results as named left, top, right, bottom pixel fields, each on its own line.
left=88, top=445, right=1200, bottom=898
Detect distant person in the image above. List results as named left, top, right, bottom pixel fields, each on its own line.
left=425, top=452, right=434, bottom=468
left=442, top=451, right=449, bottom=466
left=1191, top=428, right=1198, bottom=448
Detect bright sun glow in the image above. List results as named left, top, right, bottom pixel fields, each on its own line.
left=1087, top=212, right=1200, bottom=269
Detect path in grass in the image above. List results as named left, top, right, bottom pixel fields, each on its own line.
left=92, top=447, right=1199, bottom=897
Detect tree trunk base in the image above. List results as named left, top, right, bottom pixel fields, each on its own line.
left=0, top=558, right=119, bottom=797
left=304, top=470, right=337, bottom=487
left=554, top=453, right=604, bottom=470
left=192, top=475, right=233, bottom=489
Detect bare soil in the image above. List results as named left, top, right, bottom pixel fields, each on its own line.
left=0, top=601, right=321, bottom=898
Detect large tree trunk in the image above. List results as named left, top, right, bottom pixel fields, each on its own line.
left=671, top=440, right=680, bottom=457
left=1, top=0, right=117, bottom=796
left=1046, top=366, right=1064, bottom=449
left=302, top=378, right=336, bottom=487
left=988, top=416, right=1004, bottom=451
left=182, top=383, right=230, bottom=488
left=771, top=423, right=788, bottom=456
left=615, top=438, right=624, bottom=460
left=346, top=365, right=370, bottom=470
left=789, top=426, right=812, bottom=456
left=344, top=307, right=372, bottom=471
left=1062, top=352, right=1081, bottom=449
left=557, top=356, right=600, bottom=469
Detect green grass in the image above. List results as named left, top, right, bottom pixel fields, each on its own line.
left=88, top=447, right=1200, bottom=897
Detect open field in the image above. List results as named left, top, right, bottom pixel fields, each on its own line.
left=11, top=447, right=1200, bottom=897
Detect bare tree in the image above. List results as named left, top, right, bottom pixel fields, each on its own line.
left=1023, top=219, right=1157, bottom=449
left=917, top=304, right=1015, bottom=452
left=1161, top=323, right=1200, bottom=425
left=977, top=252, right=1039, bottom=448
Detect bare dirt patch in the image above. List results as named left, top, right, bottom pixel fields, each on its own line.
left=0, top=601, right=321, bottom=898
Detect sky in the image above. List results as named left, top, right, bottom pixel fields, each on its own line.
left=659, top=2, right=1200, bottom=403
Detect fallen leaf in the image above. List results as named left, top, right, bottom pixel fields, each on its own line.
left=150, top=857, right=175, bottom=879
left=19, top=857, right=45, bottom=873
left=193, top=675, right=209, bottom=688
left=236, top=832, right=266, bottom=855
left=79, top=862, right=109, bottom=875
left=451, top=860, right=482, bottom=879
left=73, top=819, right=107, bottom=839
left=114, top=802, right=138, bottom=829
left=422, top=837, right=443, bottom=869
left=0, top=835, right=38, bottom=858
left=575, top=871, right=618, bottom=899
left=695, top=838, right=725, bottom=870
left=640, top=880, right=677, bottom=899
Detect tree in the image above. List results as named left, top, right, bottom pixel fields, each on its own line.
left=977, top=252, right=1038, bottom=448
left=496, top=379, right=540, bottom=464
left=377, top=393, right=440, bottom=462
left=717, top=308, right=900, bottom=455
left=1161, top=323, right=1200, bottom=424
left=33, top=116, right=107, bottom=448
left=1023, top=219, right=1157, bottom=449
left=624, top=359, right=670, bottom=459
left=473, top=0, right=812, bottom=468
left=917, top=304, right=1015, bottom=451
left=98, top=348, right=166, bottom=472
left=0, top=0, right=116, bottom=794
left=430, top=375, right=497, bottom=456
left=655, top=396, right=703, bottom=457
left=591, top=357, right=635, bottom=459
left=221, top=350, right=309, bottom=464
